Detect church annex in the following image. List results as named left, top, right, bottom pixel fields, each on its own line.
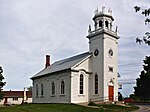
left=31, top=7, right=119, bottom=103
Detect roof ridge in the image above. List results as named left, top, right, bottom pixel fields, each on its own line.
left=52, top=52, right=89, bottom=65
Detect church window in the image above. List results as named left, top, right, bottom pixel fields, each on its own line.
left=95, top=74, right=98, bottom=94
left=105, top=21, right=109, bottom=28
left=36, top=84, right=39, bottom=97
left=13, top=97, right=18, bottom=100
left=80, top=74, right=84, bottom=94
left=110, top=23, right=112, bottom=29
left=52, top=82, right=55, bottom=95
left=109, top=67, right=114, bottom=72
left=61, top=80, right=65, bottom=94
left=99, top=21, right=103, bottom=28
left=41, top=83, right=44, bottom=96
left=95, top=21, right=97, bottom=27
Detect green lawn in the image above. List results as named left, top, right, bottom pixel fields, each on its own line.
left=97, top=104, right=139, bottom=112
left=0, top=103, right=138, bottom=112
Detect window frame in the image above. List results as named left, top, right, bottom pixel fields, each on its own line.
left=41, top=83, right=44, bottom=96
left=12, top=97, right=18, bottom=101
left=36, top=84, right=39, bottom=97
left=60, top=80, right=65, bottom=95
left=51, top=81, right=55, bottom=95
left=109, top=66, right=114, bottom=72
left=95, top=74, right=98, bottom=94
left=79, top=74, right=84, bottom=94
left=105, top=21, right=109, bottom=28
left=99, top=20, right=103, bottom=28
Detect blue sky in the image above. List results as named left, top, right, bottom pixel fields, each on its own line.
left=0, top=0, right=149, bottom=97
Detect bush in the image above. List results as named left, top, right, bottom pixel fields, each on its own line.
left=129, top=94, right=140, bottom=101
left=118, top=92, right=123, bottom=101
left=88, top=102, right=97, bottom=106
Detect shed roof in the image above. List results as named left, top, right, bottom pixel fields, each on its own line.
left=31, top=52, right=91, bottom=79
left=2, top=91, right=32, bottom=98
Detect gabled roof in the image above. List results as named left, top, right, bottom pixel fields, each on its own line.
left=2, top=91, right=32, bottom=98
left=31, top=52, right=91, bottom=79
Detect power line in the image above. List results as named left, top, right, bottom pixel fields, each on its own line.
left=119, top=64, right=142, bottom=66
left=118, top=78, right=136, bottom=85
left=120, top=82, right=136, bottom=84
left=118, top=62, right=142, bottom=66
left=119, top=79, right=136, bottom=81
left=119, top=69, right=141, bottom=71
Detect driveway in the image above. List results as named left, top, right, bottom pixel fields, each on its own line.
left=132, top=102, right=150, bottom=112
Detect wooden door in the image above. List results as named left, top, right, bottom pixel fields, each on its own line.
left=109, top=86, right=114, bottom=101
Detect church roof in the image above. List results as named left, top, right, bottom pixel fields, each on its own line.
left=31, top=52, right=91, bottom=79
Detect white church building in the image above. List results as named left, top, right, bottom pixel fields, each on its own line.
left=31, top=7, right=119, bottom=103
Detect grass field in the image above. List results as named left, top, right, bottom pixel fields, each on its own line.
left=0, top=103, right=139, bottom=112
left=97, top=104, right=139, bottom=112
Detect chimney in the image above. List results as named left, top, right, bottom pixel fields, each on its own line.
left=45, top=55, right=50, bottom=68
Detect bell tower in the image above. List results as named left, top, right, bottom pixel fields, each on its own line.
left=87, top=6, right=119, bottom=102
left=93, top=6, right=113, bottom=30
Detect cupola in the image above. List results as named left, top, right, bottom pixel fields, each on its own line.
left=88, top=6, right=115, bottom=35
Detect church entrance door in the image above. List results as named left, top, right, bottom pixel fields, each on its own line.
left=108, top=86, right=114, bottom=101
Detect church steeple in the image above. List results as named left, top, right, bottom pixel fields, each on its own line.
left=87, top=7, right=119, bottom=102
left=88, top=6, right=118, bottom=38
left=93, top=6, right=113, bottom=30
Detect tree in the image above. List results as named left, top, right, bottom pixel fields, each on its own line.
left=118, top=92, right=123, bottom=101
left=134, top=56, right=150, bottom=100
left=0, top=66, right=6, bottom=99
left=134, top=6, right=150, bottom=25
left=134, top=6, right=150, bottom=46
left=27, top=86, right=32, bottom=91
left=129, top=94, right=140, bottom=101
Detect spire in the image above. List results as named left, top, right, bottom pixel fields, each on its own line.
left=88, top=25, right=91, bottom=32
left=88, top=25, right=91, bottom=35
left=94, top=7, right=99, bottom=14
left=108, top=8, right=112, bottom=15
left=115, top=25, right=118, bottom=34
left=102, top=6, right=105, bottom=13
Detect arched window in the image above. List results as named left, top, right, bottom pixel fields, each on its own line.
left=105, top=21, right=109, bottom=28
left=95, top=74, right=98, bottom=94
left=52, top=82, right=55, bottom=95
left=36, top=84, right=38, bottom=97
left=99, top=21, right=103, bottom=28
left=61, top=80, right=65, bottom=94
left=80, top=74, right=84, bottom=94
left=41, top=83, right=44, bottom=96
left=110, top=23, right=112, bottom=29
left=95, top=21, right=97, bottom=27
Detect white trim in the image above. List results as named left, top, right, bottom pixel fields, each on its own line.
left=72, top=54, right=92, bottom=69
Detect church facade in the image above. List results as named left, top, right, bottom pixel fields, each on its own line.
left=31, top=7, right=119, bottom=103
